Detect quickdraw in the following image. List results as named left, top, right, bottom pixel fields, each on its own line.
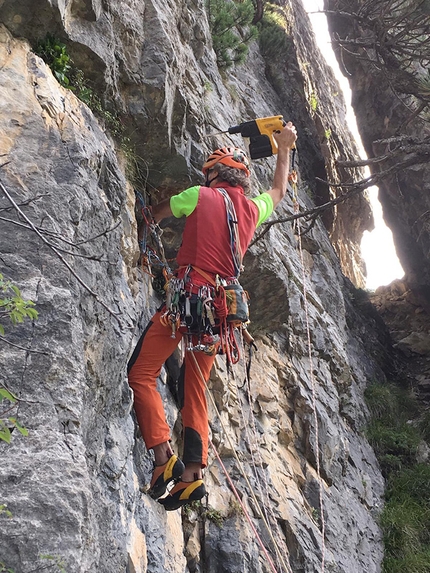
left=288, top=147, right=299, bottom=212
left=159, top=266, right=247, bottom=365
left=135, top=190, right=173, bottom=293
left=161, top=269, right=221, bottom=354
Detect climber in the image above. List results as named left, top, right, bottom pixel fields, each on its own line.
left=127, top=121, right=297, bottom=511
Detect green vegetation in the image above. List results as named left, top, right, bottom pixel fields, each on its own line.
left=40, top=554, right=67, bottom=573
left=309, top=91, right=318, bottom=112
left=35, top=34, right=72, bottom=87
left=382, top=464, right=430, bottom=573
left=0, top=555, right=66, bottom=573
left=418, top=70, right=430, bottom=98
left=0, top=273, right=38, bottom=334
left=204, top=506, right=225, bottom=527
left=206, top=0, right=258, bottom=69
left=0, top=388, right=28, bottom=444
left=365, top=383, right=421, bottom=476
left=0, top=275, right=36, bottom=573
left=365, top=382, right=430, bottom=572
left=34, top=35, right=132, bottom=153
left=0, top=504, right=12, bottom=518
left=258, top=3, right=290, bottom=60
left=0, top=273, right=36, bottom=443
left=182, top=500, right=225, bottom=527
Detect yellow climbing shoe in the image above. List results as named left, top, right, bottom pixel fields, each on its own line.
left=148, top=454, right=185, bottom=500
left=158, top=478, right=206, bottom=511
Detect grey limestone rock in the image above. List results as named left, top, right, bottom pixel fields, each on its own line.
left=0, top=2, right=397, bottom=572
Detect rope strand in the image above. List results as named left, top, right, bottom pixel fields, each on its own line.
left=209, top=439, right=280, bottom=573
left=293, top=182, right=326, bottom=573
left=190, top=352, right=294, bottom=573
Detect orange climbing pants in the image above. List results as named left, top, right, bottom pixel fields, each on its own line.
left=127, top=309, right=217, bottom=467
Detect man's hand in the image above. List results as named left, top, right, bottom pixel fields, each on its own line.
left=274, top=121, right=297, bottom=152
left=266, top=122, right=298, bottom=209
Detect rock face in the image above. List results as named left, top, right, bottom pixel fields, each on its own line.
left=370, top=279, right=430, bottom=401
left=0, top=2, right=397, bottom=572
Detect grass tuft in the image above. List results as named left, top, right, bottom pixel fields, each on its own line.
left=365, top=382, right=430, bottom=572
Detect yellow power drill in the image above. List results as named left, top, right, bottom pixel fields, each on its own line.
left=227, top=115, right=286, bottom=159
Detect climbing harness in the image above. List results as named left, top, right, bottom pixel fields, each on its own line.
left=161, top=267, right=220, bottom=355
left=160, top=264, right=249, bottom=365
left=157, top=187, right=250, bottom=365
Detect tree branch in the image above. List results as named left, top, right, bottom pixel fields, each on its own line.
left=0, top=180, right=123, bottom=324
left=0, top=336, right=49, bottom=354
left=0, top=193, right=50, bottom=212
left=251, top=136, right=430, bottom=246
left=0, top=216, right=115, bottom=263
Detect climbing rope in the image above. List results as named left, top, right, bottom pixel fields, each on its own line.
left=209, top=439, right=280, bottom=573
left=216, top=187, right=243, bottom=277
left=190, top=351, right=294, bottom=573
left=234, top=359, right=287, bottom=573
left=291, top=172, right=326, bottom=573
left=138, top=149, right=325, bottom=570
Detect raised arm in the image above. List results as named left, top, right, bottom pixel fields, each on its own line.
left=266, top=122, right=297, bottom=209
left=152, top=198, right=173, bottom=223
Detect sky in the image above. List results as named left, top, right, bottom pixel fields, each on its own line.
left=301, top=0, right=404, bottom=290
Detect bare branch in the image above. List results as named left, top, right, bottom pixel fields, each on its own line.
left=327, top=0, right=430, bottom=122
left=251, top=133, right=430, bottom=246
left=337, top=140, right=430, bottom=167
left=0, top=216, right=116, bottom=261
left=0, top=336, right=49, bottom=354
left=0, top=193, right=50, bottom=213
left=250, top=184, right=365, bottom=246
left=0, top=216, right=114, bottom=262
left=0, top=179, right=123, bottom=323
left=75, top=220, right=121, bottom=245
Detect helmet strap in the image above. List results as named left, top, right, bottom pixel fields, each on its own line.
left=205, top=170, right=219, bottom=187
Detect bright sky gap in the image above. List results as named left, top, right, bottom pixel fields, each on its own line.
left=301, top=0, right=404, bottom=290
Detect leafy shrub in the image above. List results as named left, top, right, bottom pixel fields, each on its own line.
left=0, top=273, right=38, bottom=334
left=0, top=274, right=35, bottom=443
left=309, top=92, right=318, bottom=112
left=0, top=388, right=28, bottom=444
left=258, top=3, right=291, bottom=60
left=34, top=35, right=130, bottom=143
left=35, top=34, right=72, bottom=87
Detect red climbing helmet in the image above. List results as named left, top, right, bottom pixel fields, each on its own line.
left=202, top=146, right=250, bottom=177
